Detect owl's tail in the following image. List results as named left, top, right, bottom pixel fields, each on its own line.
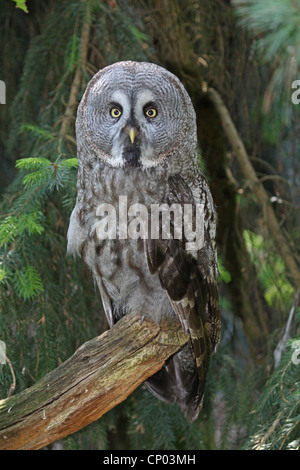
left=144, top=342, right=201, bottom=422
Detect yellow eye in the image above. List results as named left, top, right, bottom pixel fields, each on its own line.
left=110, top=107, right=122, bottom=118
left=145, top=107, right=157, bottom=118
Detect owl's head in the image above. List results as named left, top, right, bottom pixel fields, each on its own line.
left=76, top=61, right=197, bottom=171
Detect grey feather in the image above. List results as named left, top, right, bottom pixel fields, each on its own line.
left=67, top=61, right=221, bottom=421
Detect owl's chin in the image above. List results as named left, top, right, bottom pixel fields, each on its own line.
left=122, top=145, right=141, bottom=167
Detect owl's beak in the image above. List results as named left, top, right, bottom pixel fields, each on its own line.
left=128, top=127, right=137, bottom=144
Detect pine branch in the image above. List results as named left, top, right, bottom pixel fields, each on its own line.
left=0, top=313, right=189, bottom=450
left=207, top=87, right=300, bottom=288
left=273, top=288, right=300, bottom=369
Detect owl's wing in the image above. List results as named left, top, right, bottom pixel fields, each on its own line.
left=144, top=173, right=220, bottom=417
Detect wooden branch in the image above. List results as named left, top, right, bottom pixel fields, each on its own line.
left=0, top=314, right=188, bottom=450
left=58, top=2, right=91, bottom=148
left=207, top=87, right=300, bottom=287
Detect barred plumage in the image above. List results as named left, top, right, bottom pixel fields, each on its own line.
left=67, top=61, right=220, bottom=421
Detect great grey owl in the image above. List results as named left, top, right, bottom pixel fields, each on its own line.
left=67, top=61, right=221, bottom=421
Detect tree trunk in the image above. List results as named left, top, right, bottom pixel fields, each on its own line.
left=0, top=313, right=188, bottom=450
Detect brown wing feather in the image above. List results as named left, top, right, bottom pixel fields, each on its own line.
left=144, top=174, right=220, bottom=418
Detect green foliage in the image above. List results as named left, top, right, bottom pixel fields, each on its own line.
left=65, top=34, right=80, bottom=72
left=16, top=156, right=78, bottom=191
left=9, top=0, right=28, bottom=14
left=0, top=155, right=78, bottom=299
left=244, top=334, right=300, bottom=450
left=217, top=258, right=231, bottom=284
left=127, top=390, right=204, bottom=450
left=243, top=230, right=294, bottom=311
left=91, top=0, right=153, bottom=65
left=233, top=0, right=300, bottom=128
left=233, top=0, right=300, bottom=63
left=13, top=264, right=44, bottom=300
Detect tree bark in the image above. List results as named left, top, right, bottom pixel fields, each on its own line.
left=58, top=1, right=91, bottom=150
left=0, top=313, right=188, bottom=450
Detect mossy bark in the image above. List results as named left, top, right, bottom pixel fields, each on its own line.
left=0, top=314, right=188, bottom=450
